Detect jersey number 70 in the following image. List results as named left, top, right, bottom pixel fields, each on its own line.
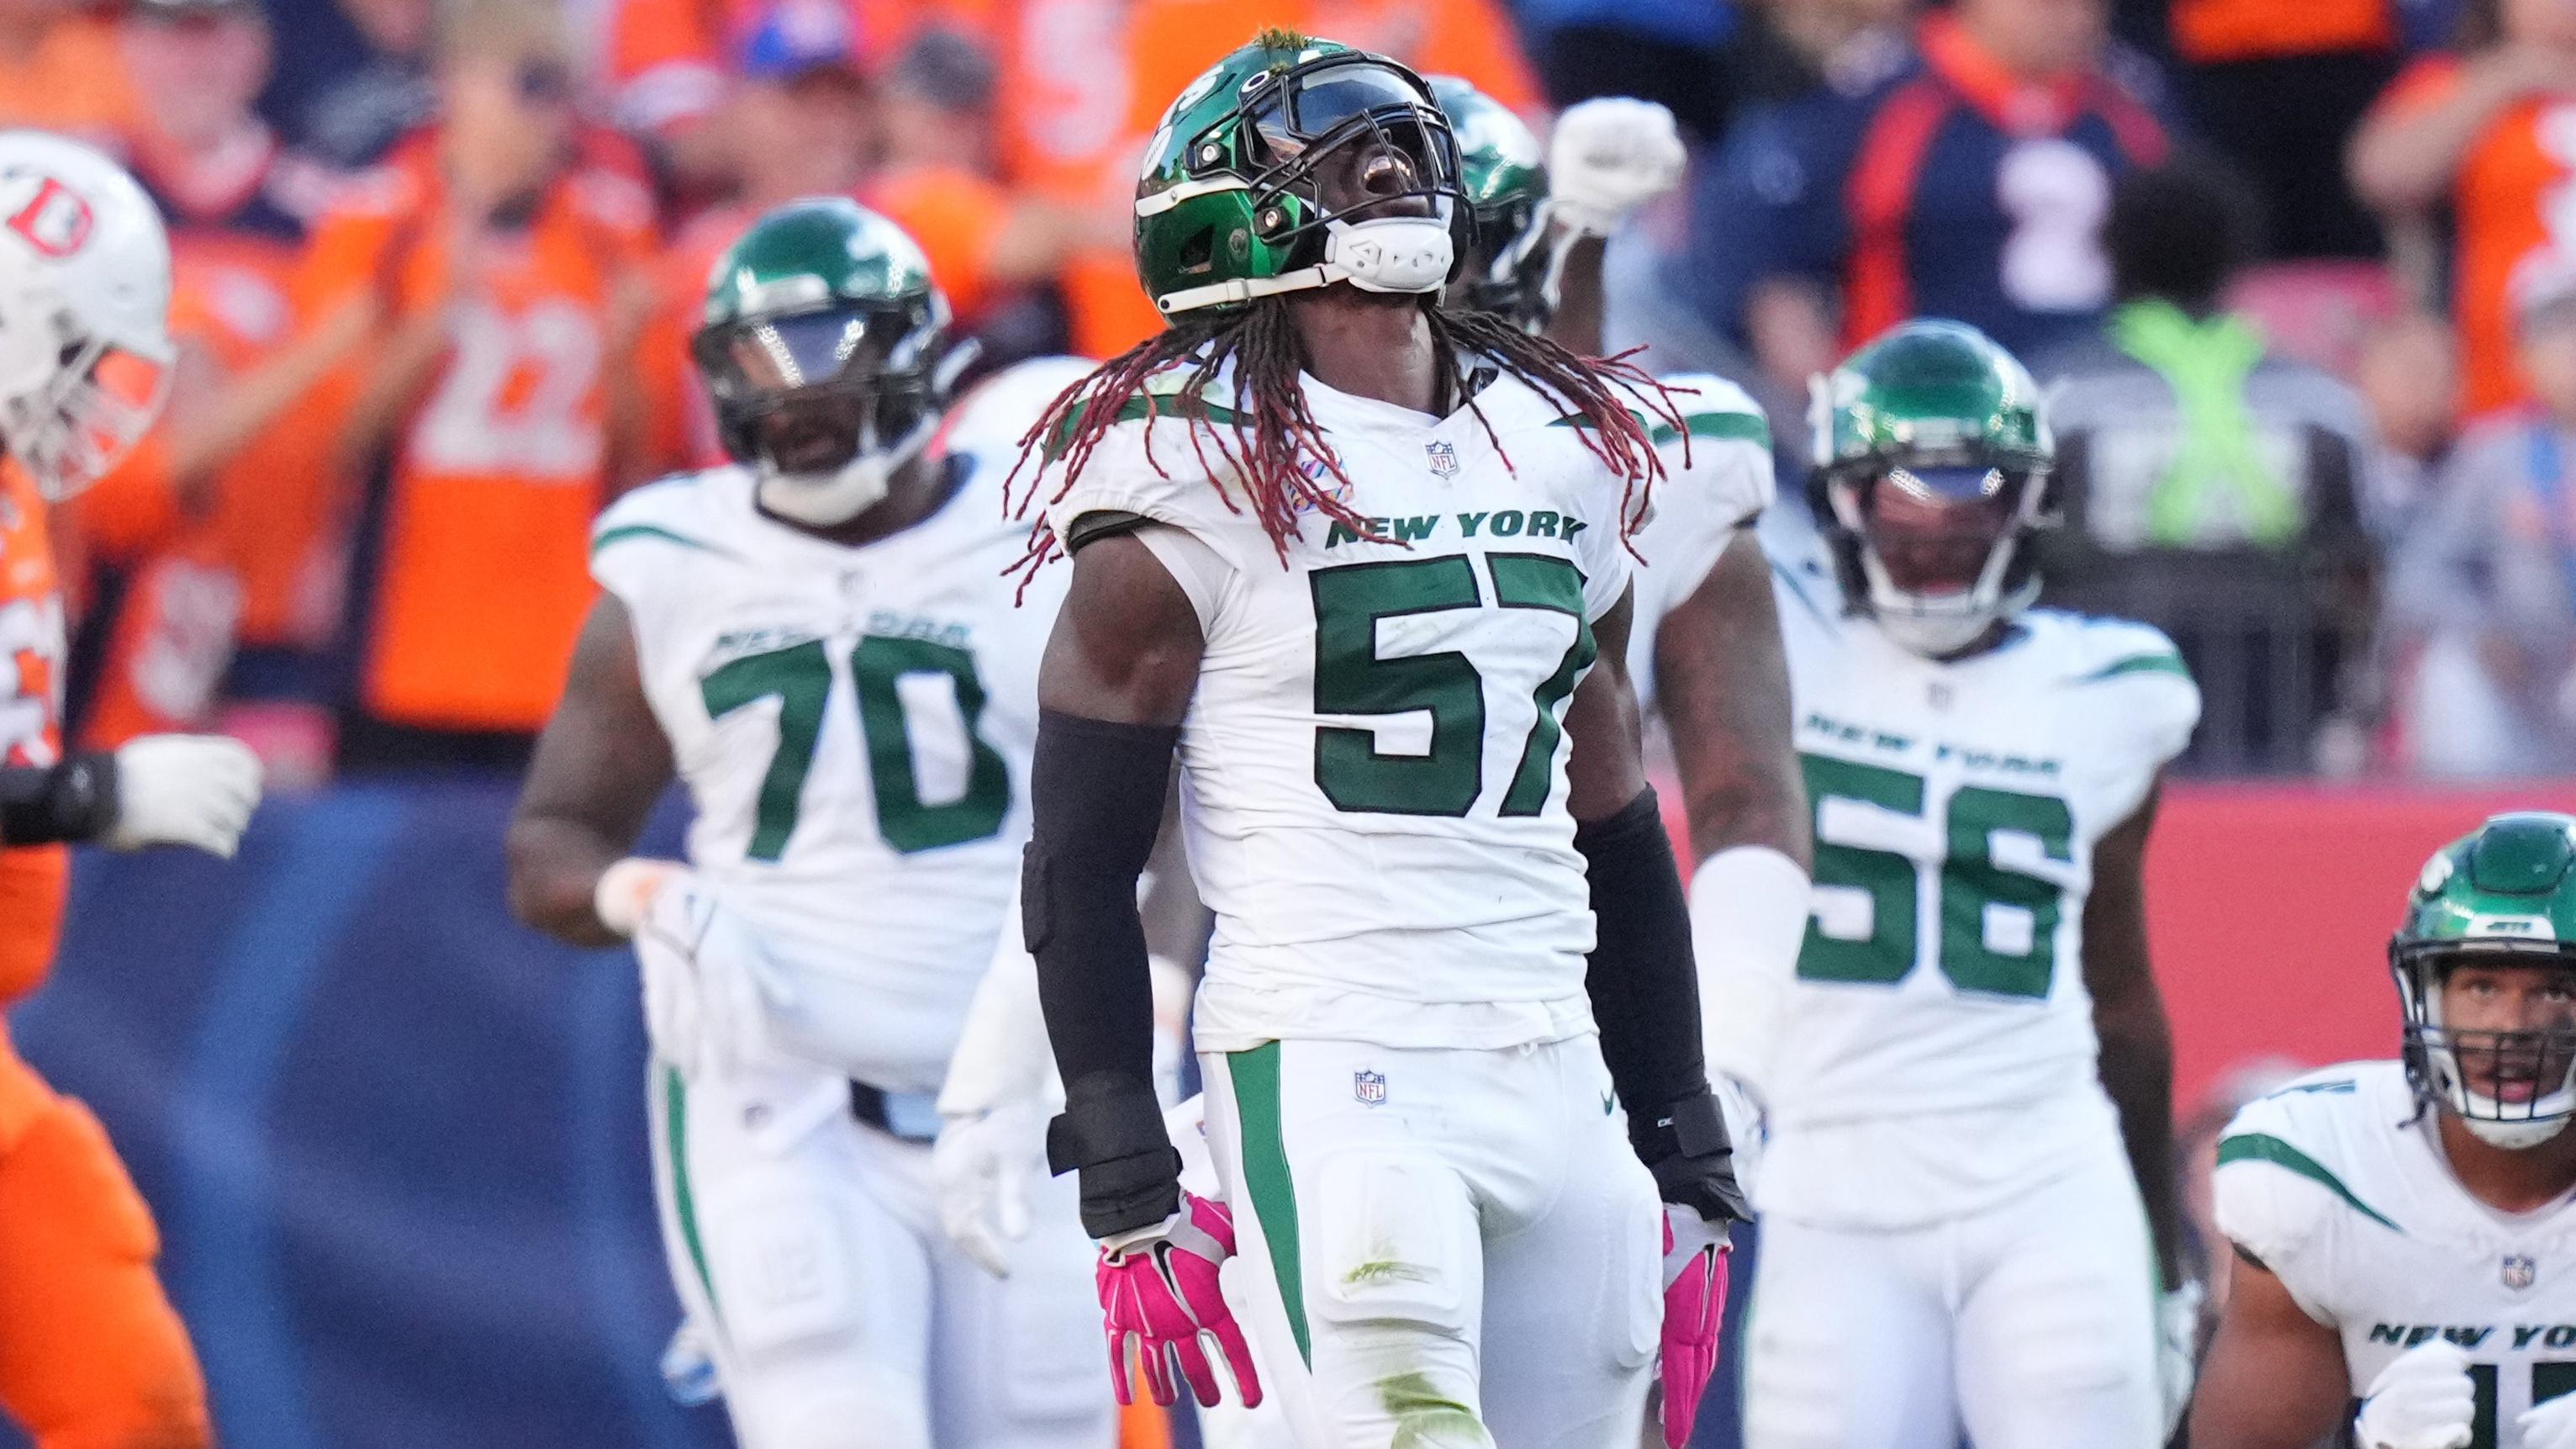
left=699, top=637, right=1010, bottom=859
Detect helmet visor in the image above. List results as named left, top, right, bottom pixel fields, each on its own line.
left=694, top=304, right=931, bottom=403
left=1250, top=58, right=1428, bottom=152
left=1855, top=465, right=2030, bottom=596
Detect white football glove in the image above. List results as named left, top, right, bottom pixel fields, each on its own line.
left=2355, top=1339, right=2478, bottom=1449
left=933, top=1097, right=1046, bottom=1278
left=1546, top=97, right=1687, bottom=238
left=623, top=868, right=791, bottom=1081
left=2157, top=1280, right=2204, bottom=1441
left=104, top=734, right=262, bottom=857
left=2520, top=1389, right=2576, bottom=1449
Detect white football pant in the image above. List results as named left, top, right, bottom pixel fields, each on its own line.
left=647, top=1057, right=1113, bottom=1449
left=1743, top=1140, right=2159, bottom=1449
left=1200, top=1035, right=1665, bottom=1449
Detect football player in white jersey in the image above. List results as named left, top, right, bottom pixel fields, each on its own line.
left=1004, top=30, right=1749, bottom=1449
left=1737, top=320, right=2203, bottom=1449
left=504, top=198, right=1110, bottom=1449
left=1433, top=77, right=1812, bottom=1150
left=2195, top=811, right=2576, bottom=1449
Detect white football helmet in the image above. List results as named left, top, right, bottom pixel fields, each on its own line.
left=0, top=131, right=174, bottom=500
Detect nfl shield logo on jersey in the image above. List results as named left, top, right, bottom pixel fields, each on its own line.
left=1425, top=441, right=1460, bottom=479
left=1354, top=1070, right=1388, bottom=1106
left=2505, top=1254, right=2538, bottom=1291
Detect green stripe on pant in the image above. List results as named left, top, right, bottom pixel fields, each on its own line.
left=663, top=1066, right=722, bottom=1325
left=1228, top=1042, right=1311, bottom=1366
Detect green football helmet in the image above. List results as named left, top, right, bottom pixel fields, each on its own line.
left=1428, top=75, right=1552, bottom=331
left=1808, top=320, right=2056, bottom=657
left=2393, top=812, right=2576, bottom=1148
left=1133, top=31, right=1473, bottom=316
left=693, top=197, right=970, bottom=526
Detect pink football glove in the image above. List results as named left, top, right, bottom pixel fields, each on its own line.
left=1096, top=1190, right=1264, bottom=1409
left=1659, top=1207, right=1731, bottom=1449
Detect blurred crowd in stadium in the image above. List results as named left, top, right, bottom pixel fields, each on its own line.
left=3, top=0, right=2573, bottom=785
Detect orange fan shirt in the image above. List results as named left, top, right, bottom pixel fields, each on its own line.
left=605, top=0, right=997, bottom=133
left=301, top=141, right=659, bottom=732
left=2373, top=59, right=2576, bottom=420
left=0, top=14, right=140, bottom=153
left=2170, top=0, right=2393, bottom=64
left=0, top=463, right=71, bottom=1007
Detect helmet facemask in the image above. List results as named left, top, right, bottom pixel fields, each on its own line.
left=0, top=295, right=172, bottom=501
left=2395, top=944, right=2576, bottom=1150
left=694, top=297, right=969, bottom=527
left=1147, top=54, right=1474, bottom=312
left=1454, top=190, right=1553, bottom=332
left=1821, top=451, right=2050, bottom=658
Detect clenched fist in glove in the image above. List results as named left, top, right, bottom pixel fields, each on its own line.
left=108, top=734, right=263, bottom=856
left=1547, top=97, right=1687, bottom=239
left=2355, top=1339, right=2478, bottom=1449
left=2519, top=1383, right=2576, bottom=1449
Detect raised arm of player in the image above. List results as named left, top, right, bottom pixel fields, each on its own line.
left=1565, top=584, right=1746, bottom=1449
left=504, top=595, right=678, bottom=946
left=2188, top=1253, right=2357, bottom=1449
left=1655, top=531, right=1811, bottom=1109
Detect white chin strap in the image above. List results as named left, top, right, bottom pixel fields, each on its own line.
left=756, top=410, right=937, bottom=527
left=2460, top=1110, right=2575, bottom=1149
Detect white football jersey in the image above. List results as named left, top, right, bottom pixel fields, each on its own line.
left=1037, top=360, right=1641, bottom=1053
left=589, top=357, right=1090, bottom=1092
left=1755, top=550, right=2199, bottom=1227
left=1621, top=373, right=1776, bottom=713
left=2217, top=1062, right=2576, bottom=1448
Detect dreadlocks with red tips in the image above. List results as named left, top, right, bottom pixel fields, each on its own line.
left=1005, top=295, right=1681, bottom=575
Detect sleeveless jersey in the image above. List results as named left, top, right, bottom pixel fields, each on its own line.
left=588, top=357, right=1086, bottom=1092
left=1039, top=363, right=1640, bottom=1053
left=2217, top=1062, right=2576, bottom=1448
left=1619, top=373, right=1775, bottom=714
left=1755, top=551, right=2199, bottom=1226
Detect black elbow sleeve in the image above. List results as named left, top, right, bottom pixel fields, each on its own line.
left=1026, top=709, right=1184, bottom=1236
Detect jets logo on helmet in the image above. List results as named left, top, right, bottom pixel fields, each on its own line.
left=2391, top=812, right=2576, bottom=1149
left=1808, top=320, right=2058, bottom=658
left=0, top=132, right=174, bottom=501
left=5, top=177, right=94, bottom=259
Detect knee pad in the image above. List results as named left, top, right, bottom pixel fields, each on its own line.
left=734, top=1374, right=928, bottom=1449
left=1308, top=1155, right=1475, bottom=1340
left=699, top=1160, right=868, bottom=1365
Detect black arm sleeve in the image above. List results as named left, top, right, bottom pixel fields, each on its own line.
left=1578, top=787, right=1749, bottom=1224
left=0, top=755, right=117, bottom=846
left=1026, top=708, right=1185, bottom=1238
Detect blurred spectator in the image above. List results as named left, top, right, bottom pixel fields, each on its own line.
left=2348, top=0, right=2576, bottom=420
left=1090, top=0, right=1540, bottom=355
left=1530, top=0, right=1919, bottom=145
left=1682, top=0, right=2171, bottom=395
left=2386, top=266, right=2576, bottom=776
left=302, top=0, right=660, bottom=767
left=2352, top=309, right=2463, bottom=533
left=604, top=0, right=947, bottom=196
left=2040, top=155, right=2380, bottom=775
left=0, top=0, right=140, bottom=146
left=2169, top=0, right=2396, bottom=259
left=257, top=0, right=437, bottom=185
left=63, top=0, right=363, bottom=783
